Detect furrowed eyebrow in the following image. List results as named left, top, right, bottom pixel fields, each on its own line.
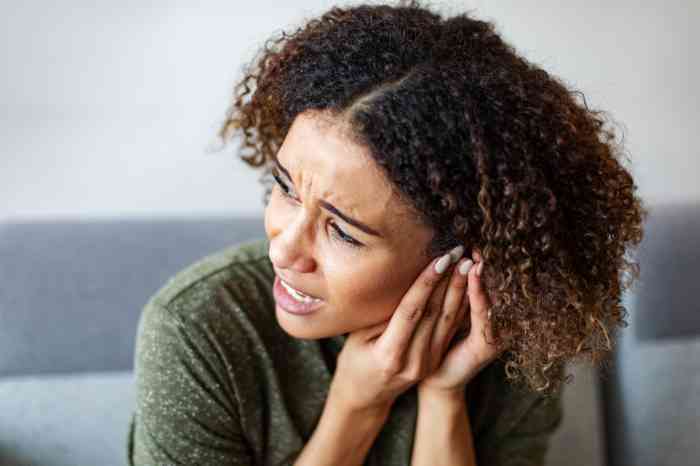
left=273, top=157, right=382, bottom=238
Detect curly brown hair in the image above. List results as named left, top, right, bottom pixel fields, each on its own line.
left=215, top=0, right=649, bottom=396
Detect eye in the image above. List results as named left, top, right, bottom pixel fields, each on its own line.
left=271, top=169, right=296, bottom=200
left=329, top=221, right=363, bottom=248
left=271, top=166, right=364, bottom=249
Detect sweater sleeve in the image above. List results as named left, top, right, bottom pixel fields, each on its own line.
left=478, top=385, right=564, bottom=466
left=128, top=299, right=254, bottom=466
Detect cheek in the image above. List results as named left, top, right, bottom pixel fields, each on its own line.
left=326, top=257, right=415, bottom=320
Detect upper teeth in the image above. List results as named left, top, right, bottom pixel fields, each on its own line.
left=281, top=279, right=322, bottom=303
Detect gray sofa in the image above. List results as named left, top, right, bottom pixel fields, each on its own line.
left=0, top=206, right=697, bottom=465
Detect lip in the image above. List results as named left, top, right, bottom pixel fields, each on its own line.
left=273, top=268, right=322, bottom=299
left=273, top=275, right=325, bottom=315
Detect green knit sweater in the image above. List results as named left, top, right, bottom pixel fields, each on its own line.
left=127, top=237, right=563, bottom=465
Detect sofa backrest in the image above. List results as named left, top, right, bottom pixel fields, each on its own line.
left=0, top=216, right=266, bottom=377
left=599, top=201, right=700, bottom=466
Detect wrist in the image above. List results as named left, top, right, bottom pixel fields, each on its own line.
left=413, top=385, right=476, bottom=466
left=417, top=384, right=467, bottom=407
left=328, top=379, right=393, bottom=421
left=295, top=382, right=391, bottom=466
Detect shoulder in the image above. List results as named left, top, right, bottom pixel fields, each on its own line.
left=132, top=234, right=276, bottom=398
left=144, top=236, right=272, bottom=317
left=130, top=237, right=272, bottom=465
left=134, top=236, right=275, bottom=361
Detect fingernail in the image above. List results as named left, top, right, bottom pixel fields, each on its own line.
left=476, top=261, right=484, bottom=277
left=459, top=259, right=473, bottom=275
left=449, top=245, right=465, bottom=263
left=435, top=254, right=452, bottom=274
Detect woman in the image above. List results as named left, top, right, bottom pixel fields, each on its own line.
left=128, top=1, right=647, bottom=465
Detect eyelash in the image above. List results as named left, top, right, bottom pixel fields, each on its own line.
left=271, top=170, right=363, bottom=248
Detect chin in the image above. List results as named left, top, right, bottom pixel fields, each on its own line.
left=274, top=304, right=333, bottom=340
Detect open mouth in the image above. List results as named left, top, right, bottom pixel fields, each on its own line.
left=279, top=278, right=323, bottom=303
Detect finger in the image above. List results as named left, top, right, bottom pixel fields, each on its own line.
left=428, top=257, right=472, bottom=365
left=467, top=257, right=516, bottom=349
left=467, top=258, right=494, bottom=345
left=449, top=265, right=504, bottom=379
left=404, top=258, right=456, bottom=375
left=402, top=244, right=464, bottom=373
left=422, top=244, right=464, bottom=320
left=424, top=262, right=453, bottom=318
left=445, top=297, right=470, bottom=353
left=459, top=294, right=472, bottom=336
left=471, top=248, right=482, bottom=263
left=375, top=250, right=455, bottom=361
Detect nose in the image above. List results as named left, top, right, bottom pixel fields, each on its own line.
left=267, top=210, right=317, bottom=274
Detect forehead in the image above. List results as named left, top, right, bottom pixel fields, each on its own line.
left=277, top=112, right=413, bottom=236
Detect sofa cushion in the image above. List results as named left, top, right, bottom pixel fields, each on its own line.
left=600, top=202, right=700, bottom=466
left=0, top=370, right=135, bottom=466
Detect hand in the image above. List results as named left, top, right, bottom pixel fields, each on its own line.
left=329, top=245, right=469, bottom=414
left=417, top=249, right=510, bottom=397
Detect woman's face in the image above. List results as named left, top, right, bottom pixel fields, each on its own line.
left=265, top=111, right=436, bottom=340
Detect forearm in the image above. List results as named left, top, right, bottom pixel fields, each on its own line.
left=411, top=388, right=477, bottom=466
left=294, top=386, right=391, bottom=466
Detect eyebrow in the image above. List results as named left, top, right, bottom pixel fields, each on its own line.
left=273, top=157, right=383, bottom=238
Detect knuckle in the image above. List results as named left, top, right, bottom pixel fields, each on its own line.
left=404, top=366, right=422, bottom=382
left=422, top=273, right=441, bottom=288
left=452, top=276, right=468, bottom=290
left=427, top=289, right=445, bottom=309
left=380, top=355, right=402, bottom=376
left=402, top=304, right=423, bottom=321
